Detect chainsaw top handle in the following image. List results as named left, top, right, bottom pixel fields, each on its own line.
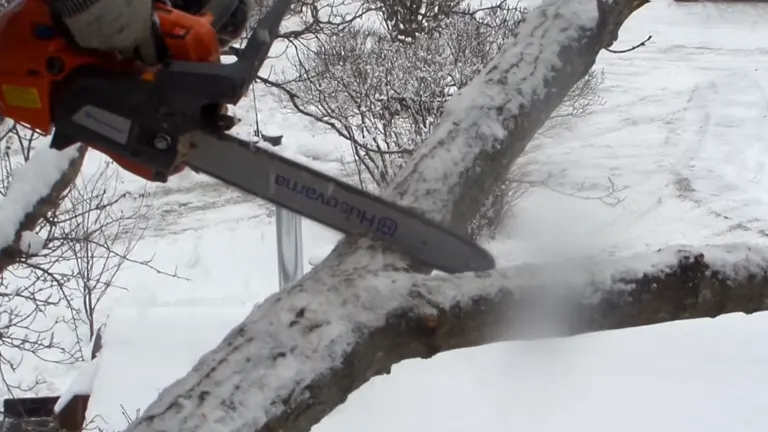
left=155, top=0, right=292, bottom=109
left=200, top=0, right=241, bottom=31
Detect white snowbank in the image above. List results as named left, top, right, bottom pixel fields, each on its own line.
left=19, top=230, right=44, bottom=255
left=315, top=311, right=768, bottom=432
left=86, top=306, right=252, bottom=429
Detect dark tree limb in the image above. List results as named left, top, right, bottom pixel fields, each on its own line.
left=0, top=145, right=87, bottom=274
left=124, top=0, right=655, bottom=431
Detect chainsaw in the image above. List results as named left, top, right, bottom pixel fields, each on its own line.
left=0, top=0, right=496, bottom=274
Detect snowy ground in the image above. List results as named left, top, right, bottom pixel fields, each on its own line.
left=491, top=0, right=768, bottom=265
left=7, top=0, right=768, bottom=431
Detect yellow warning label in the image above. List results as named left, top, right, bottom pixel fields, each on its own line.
left=2, top=85, right=42, bottom=109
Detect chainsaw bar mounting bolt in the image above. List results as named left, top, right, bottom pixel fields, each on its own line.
left=153, top=134, right=172, bottom=150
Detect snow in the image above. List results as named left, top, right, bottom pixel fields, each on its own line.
left=53, top=357, right=100, bottom=414
left=19, top=230, right=43, bottom=255
left=6, top=0, right=768, bottom=431
left=0, top=145, right=80, bottom=249
left=86, top=306, right=252, bottom=427
left=315, top=312, right=768, bottom=432
left=487, top=0, right=768, bottom=264
left=307, top=245, right=333, bottom=267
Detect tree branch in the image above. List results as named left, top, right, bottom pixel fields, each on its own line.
left=0, top=145, right=87, bottom=273
left=605, top=34, right=652, bottom=53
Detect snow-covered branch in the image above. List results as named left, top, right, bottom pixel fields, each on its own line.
left=0, top=144, right=87, bottom=272
left=125, top=0, right=651, bottom=431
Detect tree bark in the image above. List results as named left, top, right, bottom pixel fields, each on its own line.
left=124, top=0, right=658, bottom=431
left=0, top=145, right=87, bottom=273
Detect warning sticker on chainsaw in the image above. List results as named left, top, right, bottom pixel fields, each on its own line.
left=2, top=85, right=42, bottom=109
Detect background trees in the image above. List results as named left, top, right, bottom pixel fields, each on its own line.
left=0, top=120, right=157, bottom=400
left=251, top=0, right=606, bottom=239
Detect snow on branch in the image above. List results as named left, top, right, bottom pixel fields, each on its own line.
left=0, top=144, right=87, bottom=272
left=125, top=0, right=650, bottom=431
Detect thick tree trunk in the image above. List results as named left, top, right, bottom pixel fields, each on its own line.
left=124, top=0, right=657, bottom=431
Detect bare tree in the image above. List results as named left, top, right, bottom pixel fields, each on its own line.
left=0, top=121, right=87, bottom=397
left=277, top=1, right=523, bottom=191
left=54, top=159, right=156, bottom=357
left=257, top=0, right=605, bottom=239
left=0, top=120, right=179, bottom=402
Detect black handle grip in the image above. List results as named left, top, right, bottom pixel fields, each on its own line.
left=201, top=0, right=241, bottom=31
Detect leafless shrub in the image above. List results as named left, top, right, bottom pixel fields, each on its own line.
left=0, top=121, right=180, bottom=400
left=248, top=0, right=607, bottom=239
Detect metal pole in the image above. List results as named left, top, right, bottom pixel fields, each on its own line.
left=250, top=85, right=303, bottom=290
left=276, top=206, right=304, bottom=291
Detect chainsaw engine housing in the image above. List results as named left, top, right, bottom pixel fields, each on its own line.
left=0, top=0, right=241, bottom=181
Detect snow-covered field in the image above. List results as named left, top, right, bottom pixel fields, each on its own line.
left=8, top=0, right=768, bottom=430
left=492, top=0, right=768, bottom=265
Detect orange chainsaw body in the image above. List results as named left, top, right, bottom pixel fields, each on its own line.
left=0, top=0, right=223, bottom=180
